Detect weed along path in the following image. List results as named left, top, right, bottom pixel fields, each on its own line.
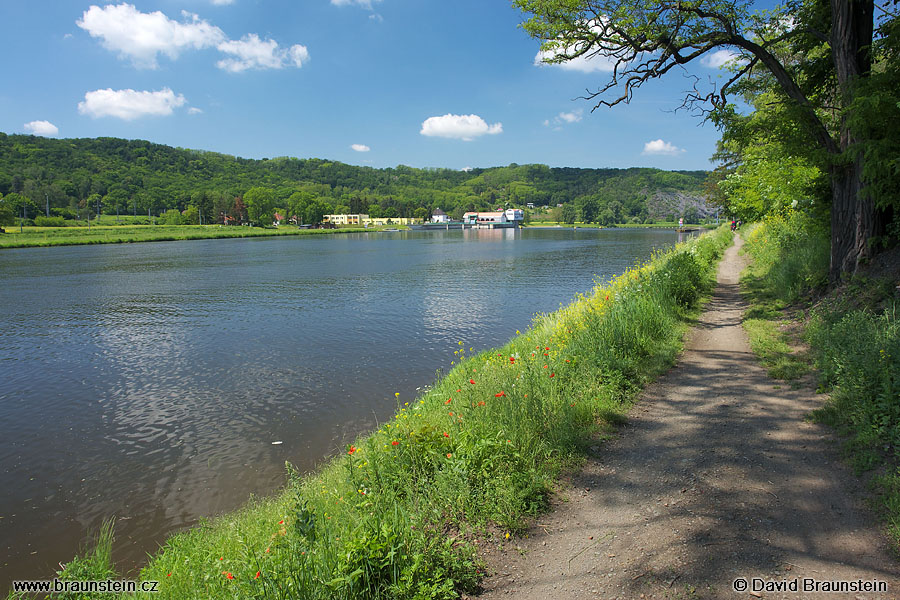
left=477, top=235, right=900, bottom=600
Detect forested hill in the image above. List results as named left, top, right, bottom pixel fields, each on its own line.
left=0, top=133, right=710, bottom=223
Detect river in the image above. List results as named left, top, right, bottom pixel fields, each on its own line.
left=0, top=227, right=695, bottom=588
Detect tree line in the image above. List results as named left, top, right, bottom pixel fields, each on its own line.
left=0, top=133, right=708, bottom=228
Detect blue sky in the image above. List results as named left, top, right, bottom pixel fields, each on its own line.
left=0, top=1, right=740, bottom=171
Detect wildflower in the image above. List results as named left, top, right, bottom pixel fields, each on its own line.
left=456, top=389, right=461, bottom=393
left=543, top=365, right=548, bottom=369
left=167, top=573, right=171, bottom=577
left=543, top=353, right=548, bottom=356
left=469, top=378, right=476, bottom=385
left=605, top=295, right=609, bottom=300
left=395, top=392, right=400, bottom=397
left=505, top=532, right=510, bottom=539
left=550, top=373, right=555, bottom=378
left=347, top=445, right=357, bottom=455
left=545, top=347, right=550, bottom=351
left=449, top=411, right=454, bottom=416
left=478, top=401, right=485, bottom=406
left=255, top=571, right=261, bottom=580
left=447, top=453, right=452, bottom=458
left=445, top=398, right=452, bottom=404
left=225, top=572, right=234, bottom=580
left=392, top=440, right=399, bottom=446
left=509, top=356, right=515, bottom=363
left=219, top=557, right=224, bottom=561
left=443, top=432, right=450, bottom=437
left=279, top=520, right=284, bottom=525
left=495, top=391, right=506, bottom=397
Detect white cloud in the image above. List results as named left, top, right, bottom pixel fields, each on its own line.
left=351, top=144, right=370, bottom=152
left=701, top=49, right=741, bottom=68
left=642, top=139, right=685, bottom=156
left=331, top=0, right=381, bottom=9
left=77, top=3, right=225, bottom=68
left=557, top=109, right=583, bottom=124
left=24, top=120, right=59, bottom=136
left=188, top=107, right=204, bottom=115
left=216, top=34, right=309, bottom=72
left=211, top=0, right=235, bottom=4
left=78, top=88, right=187, bottom=120
left=420, top=114, right=502, bottom=141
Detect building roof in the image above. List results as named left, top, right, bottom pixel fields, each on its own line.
left=432, top=208, right=446, bottom=216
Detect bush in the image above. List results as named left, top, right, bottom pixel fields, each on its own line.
left=34, top=215, right=67, bottom=227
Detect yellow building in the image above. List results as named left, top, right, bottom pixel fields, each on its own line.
left=323, top=214, right=422, bottom=227
left=323, top=214, right=369, bottom=225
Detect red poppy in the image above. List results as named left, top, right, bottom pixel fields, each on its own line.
left=225, top=572, right=234, bottom=580
left=565, top=359, right=571, bottom=363
left=495, top=391, right=506, bottom=397
left=543, top=353, right=549, bottom=356
left=509, top=356, right=515, bottom=363
left=347, top=445, right=357, bottom=455
left=545, top=347, right=550, bottom=351
left=443, top=432, right=450, bottom=437
left=456, top=388, right=461, bottom=392
left=550, top=373, right=555, bottom=378
left=279, top=520, right=284, bottom=525
left=167, top=573, right=171, bottom=577
left=468, top=379, right=476, bottom=385
left=391, top=440, right=399, bottom=446
left=478, top=401, right=485, bottom=406
left=605, top=295, right=609, bottom=300
left=445, top=398, right=452, bottom=404
left=255, top=571, right=261, bottom=580
left=446, top=453, right=452, bottom=458
left=543, top=365, right=548, bottom=369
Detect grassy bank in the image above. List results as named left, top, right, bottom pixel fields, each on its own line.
left=0, top=225, right=376, bottom=249
left=741, top=213, right=900, bottom=543
left=16, top=226, right=732, bottom=600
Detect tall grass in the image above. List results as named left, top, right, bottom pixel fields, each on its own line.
left=15, top=227, right=732, bottom=600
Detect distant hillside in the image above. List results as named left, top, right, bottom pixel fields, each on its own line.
left=0, top=133, right=711, bottom=224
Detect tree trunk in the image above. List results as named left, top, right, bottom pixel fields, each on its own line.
left=828, top=0, right=875, bottom=283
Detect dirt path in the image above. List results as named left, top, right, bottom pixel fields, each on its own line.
left=476, top=235, right=899, bottom=600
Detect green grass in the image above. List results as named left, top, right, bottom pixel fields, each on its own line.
left=0, top=225, right=376, bottom=249
left=739, top=223, right=815, bottom=382
left=10, top=226, right=733, bottom=600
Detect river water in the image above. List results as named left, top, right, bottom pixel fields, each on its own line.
left=0, top=227, right=694, bottom=587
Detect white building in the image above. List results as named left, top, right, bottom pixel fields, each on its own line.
left=431, top=208, right=450, bottom=223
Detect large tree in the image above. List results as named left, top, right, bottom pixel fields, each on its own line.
left=515, top=0, right=884, bottom=283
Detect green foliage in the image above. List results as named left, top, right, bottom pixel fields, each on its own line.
left=809, top=307, right=900, bottom=472
left=159, top=209, right=184, bottom=226
left=33, top=215, right=66, bottom=227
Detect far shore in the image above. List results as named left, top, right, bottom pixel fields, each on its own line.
left=0, top=224, right=383, bottom=249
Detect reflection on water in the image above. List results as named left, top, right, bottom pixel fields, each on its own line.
left=0, top=227, right=692, bottom=587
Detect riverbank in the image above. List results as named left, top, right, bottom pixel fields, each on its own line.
left=20, top=226, right=732, bottom=600
left=476, top=229, right=899, bottom=599
left=0, top=224, right=375, bottom=249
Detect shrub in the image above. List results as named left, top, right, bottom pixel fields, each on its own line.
left=34, top=215, right=67, bottom=227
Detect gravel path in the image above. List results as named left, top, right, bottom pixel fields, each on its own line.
left=476, top=234, right=899, bottom=600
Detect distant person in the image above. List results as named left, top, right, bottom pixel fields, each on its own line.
left=730, top=220, right=737, bottom=232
